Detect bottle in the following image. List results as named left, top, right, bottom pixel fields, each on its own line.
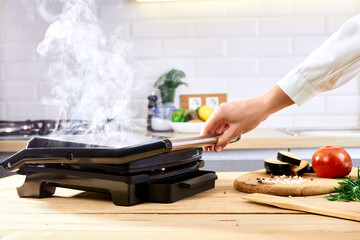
left=147, top=91, right=158, bottom=131
left=151, top=105, right=175, bottom=132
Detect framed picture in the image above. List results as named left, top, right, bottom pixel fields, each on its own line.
left=180, top=94, right=227, bottom=110
left=188, top=97, right=202, bottom=110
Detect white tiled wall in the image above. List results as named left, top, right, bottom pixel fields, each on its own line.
left=0, top=0, right=360, bottom=128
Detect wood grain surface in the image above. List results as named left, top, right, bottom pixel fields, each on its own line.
left=0, top=173, right=296, bottom=215
left=234, top=167, right=359, bottom=196
left=1, top=172, right=360, bottom=240
left=242, top=193, right=360, bottom=222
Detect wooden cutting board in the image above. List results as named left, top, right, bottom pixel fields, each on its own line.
left=234, top=167, right=358, bottom=196
left=242, top=193, right=360, bottom=222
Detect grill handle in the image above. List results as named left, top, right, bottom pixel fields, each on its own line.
left=169, top=135, right=241, bottom=151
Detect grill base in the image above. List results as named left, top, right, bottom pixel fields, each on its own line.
left=17, top=164, right=217, bottom=206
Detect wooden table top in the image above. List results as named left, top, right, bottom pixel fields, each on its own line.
left=0, top=172, right=359, bottom=240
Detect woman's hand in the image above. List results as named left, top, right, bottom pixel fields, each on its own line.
left=201, top=85, right=294, bottom=152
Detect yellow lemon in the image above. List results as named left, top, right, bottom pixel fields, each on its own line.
left=197, top=105, right=213, bottom=121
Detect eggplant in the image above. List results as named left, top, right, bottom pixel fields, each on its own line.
left=307, top=164, right=315, bottom=173
left=186, top=111, right=199, bottom=122
left=277, top=151, right=302, bottom=166
left=264, top=157, right=291, bottom=175
left=290, top=159, right=310, bottom=176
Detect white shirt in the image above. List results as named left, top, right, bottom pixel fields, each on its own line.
left=278, top=14, right=360, bottom=106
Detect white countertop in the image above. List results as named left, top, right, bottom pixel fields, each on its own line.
left=1, top=128, right=360, bottom=152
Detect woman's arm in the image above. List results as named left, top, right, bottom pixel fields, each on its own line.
left=202, top=14, right=360, bottom=152
left=201, top=85, right=294, bottom=152
left=279, top=13, right=360, bottom=106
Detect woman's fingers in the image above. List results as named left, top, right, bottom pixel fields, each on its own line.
left=201, top=103, right=232, bottom=152
left=200, top=110, right=224, bottom=135
left=213, top=123, right=226, bottom=135
left=215, top=125, right=239, bottom=152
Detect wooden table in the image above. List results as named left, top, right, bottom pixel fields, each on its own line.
left=0, top=172, right=359, bottom=240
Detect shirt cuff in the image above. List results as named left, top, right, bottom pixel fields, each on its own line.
left=277, top=70, right=319, bottom=106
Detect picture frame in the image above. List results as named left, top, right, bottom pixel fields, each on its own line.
left=180, top=94, right=227, bottom=110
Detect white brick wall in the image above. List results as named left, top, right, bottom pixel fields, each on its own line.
left=195, top=58, right=258, bottom=77
left=259, top=115, right=293, bottom=128
left=133, top=40, right=162, bottom=58
left=0, top=83, right=37, bottom=100
left=131, top=20, right=193, bottom=38
left=1, top=44, right=36, bottom=62
left=0, top=103, right=5, bottom=119
left=227, top=0, right=291, bottom=17
left=194, top=19, right=257, bottom=37
left=227, top=37, right=290, bottom=56
left=5, top=63, right=48, bottom=82
left=292, top=0, right=358, bottom=15
left=162, top=1, right=226, bottom=18
left=292, top=36, right=328, bottom=55
left=164, top=39, right=225, bottom=57
left=326, top=16, right=353, bottom=33
left=6, top=101, right=47, bottom=120
left=278, top=96, right=326, bottom=116
left=2, top=23, right=48, bottom=43
left=0, top=65, right=3, bottom=80
left=227, top=77, right=278, bottom=100
left=326, top=96, right=360, bottom=115
left=100, top=2, right=162, bottom=21
left=294, top=115, right=359, bottom=128
left=140, top=58, right=194, bottom=78
left=1, top=0, right=36, bottom=24
left=0, top=0, right=360, bottom=128
left=259, top=17, right=324, bottom=35
left=259, top=56, right=305, bottom=75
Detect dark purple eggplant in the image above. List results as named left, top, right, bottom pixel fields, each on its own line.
left=290, top=160, right=310, bottom=176
left=264, top=158, right=291, bottom=175
left=277, top=151, right=302, bottom=166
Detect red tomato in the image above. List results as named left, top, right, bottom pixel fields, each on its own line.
left=312, top=146, right=352, bottom=178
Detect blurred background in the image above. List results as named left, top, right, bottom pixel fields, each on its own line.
left=0, top=0, right=359, bottom=128
left=1, top=0, right=360, bottom=176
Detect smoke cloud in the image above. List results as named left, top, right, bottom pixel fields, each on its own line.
left=32, top=0, right=149, bottom=146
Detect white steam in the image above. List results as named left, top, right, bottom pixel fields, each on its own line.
left=34, top=0, right=149, bottom=146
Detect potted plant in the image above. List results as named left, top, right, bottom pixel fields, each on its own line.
left=154, top=68, right=187, bottom=105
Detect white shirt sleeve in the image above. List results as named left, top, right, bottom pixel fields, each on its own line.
left=277, top=14, right=360, bottom=106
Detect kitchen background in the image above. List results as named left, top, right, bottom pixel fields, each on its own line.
left=1, top=0, right=360, bottom=128
left=1, top=0, right=360, bottom=174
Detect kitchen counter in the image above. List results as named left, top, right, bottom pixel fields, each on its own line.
left=0, top=172, right=358, bottom=239
left=1, top=128, right=360, bottom=152
left=151, top=128, right=360, bottom=149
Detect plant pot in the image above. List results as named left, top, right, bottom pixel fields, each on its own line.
left=160, top=88, right=176, bottom=105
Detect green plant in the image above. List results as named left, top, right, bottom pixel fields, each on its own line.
left=154, top=69, right=187, bottom=104
left=325, top=167, right=360, bottom=202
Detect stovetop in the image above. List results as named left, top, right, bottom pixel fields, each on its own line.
left=0, top=120, right=89, bottom=140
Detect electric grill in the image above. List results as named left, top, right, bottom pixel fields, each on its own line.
left=0, top=135, right=240, bottom=206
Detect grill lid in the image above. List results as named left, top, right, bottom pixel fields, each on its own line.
left=0, top=134, right=240, bottom=172
left=0, top=137, right=172, bottom=172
